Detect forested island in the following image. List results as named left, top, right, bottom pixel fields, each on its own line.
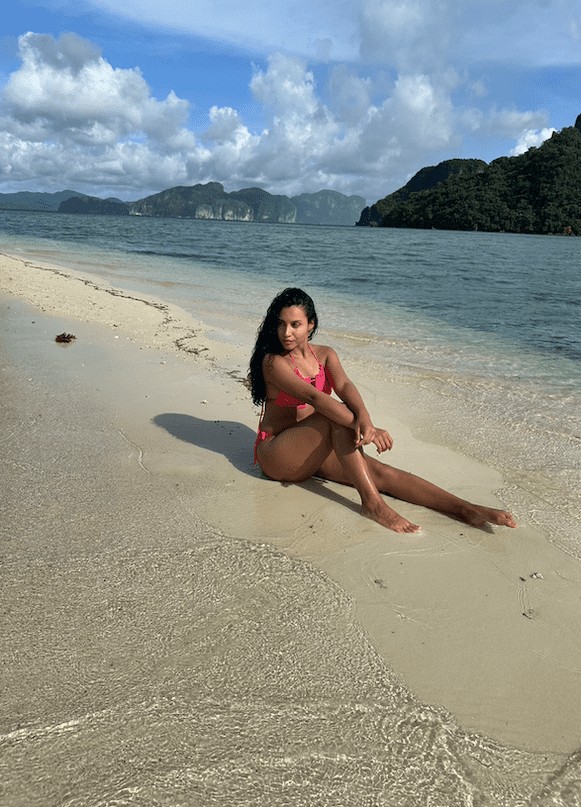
left=357, top=120, right=581, bottom=235
left=0, top=185, right=366, bottom=227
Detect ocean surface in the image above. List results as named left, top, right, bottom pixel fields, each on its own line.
left=2, top=210, right=581, bottom=804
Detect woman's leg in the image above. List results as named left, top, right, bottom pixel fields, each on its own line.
left=328, top=422, right=421, bottom=533
left=318, top=451, right=517, bottom=528
left=257, top=414, right=421, bottom=533
left=255, top=412, right=334, bottom=482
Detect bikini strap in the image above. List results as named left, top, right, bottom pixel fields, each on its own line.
left=308, top=344, right=324, bottom=377
left=288, top=344, right=321, bottom=369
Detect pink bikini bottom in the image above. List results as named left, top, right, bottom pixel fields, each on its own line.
left=254, top=429, right=273, bottom=465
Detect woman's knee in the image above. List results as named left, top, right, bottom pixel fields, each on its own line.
left=305, top=411, right=334, bottom=438
left=330, top=421, right=352, bottom=438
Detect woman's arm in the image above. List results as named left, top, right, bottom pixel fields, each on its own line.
left=324, top=347, right=393, bottom=453
left=263, top=353, right=357, bottom=428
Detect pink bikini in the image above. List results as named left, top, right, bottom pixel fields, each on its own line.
left=254, top=345, right=335, bottom=464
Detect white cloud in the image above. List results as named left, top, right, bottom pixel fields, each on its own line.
left=327, top=65, right=373, bottom=124
left=3, top=32, right=192, bottom=148
left=390, top=73, right=457, bottom=148
left=84, top=0, right=581, bottom=69
left=201, top=106, right=249, bottom=146
left=243, top=55, right=340, bottom=186
left=0, top=32, right=200, bottom=192
left=0, top=29, right=556, bottom=203
left=511, top=127, right=557, bottom=155
left=358, top=0, right=455, bottom=71
left=457, top=0, right=581, bottom=67
left=482, top=107, right=549, bottom=139
left=88, top=0, right=361, bottom=61
left=250, top=54, right=320, bottom=119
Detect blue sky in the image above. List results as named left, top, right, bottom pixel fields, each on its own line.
left=0, top=0, right=579, bottom=204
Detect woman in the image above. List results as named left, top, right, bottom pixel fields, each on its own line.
left=249, top=287, right=517, bottom=534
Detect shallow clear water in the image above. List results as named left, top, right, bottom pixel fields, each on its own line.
left=3, top=210, right=580, bottom=361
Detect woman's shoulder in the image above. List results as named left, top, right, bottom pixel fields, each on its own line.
left=262, top=352, right=288, bottom=372
left=310, top=344, right=338, bottom=362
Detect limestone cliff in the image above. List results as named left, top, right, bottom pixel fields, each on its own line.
left=291, top=190, right=366, bottom=226
left=52, top=183, right=366, bottom=225
left=129, top=183, right=297, bottom=223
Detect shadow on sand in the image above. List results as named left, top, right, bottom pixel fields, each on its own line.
left=153, top=412, right=361, bottom=515
left=154, top=412, right=256, bottom=474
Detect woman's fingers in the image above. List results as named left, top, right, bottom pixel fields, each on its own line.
left=354, top=424, right=394, bottom=453
left=373, top=430, right=393, bottom=453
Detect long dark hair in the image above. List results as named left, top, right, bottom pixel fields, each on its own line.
left=249, top=287, right=318, bottom=406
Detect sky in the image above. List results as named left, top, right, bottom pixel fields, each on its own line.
left=0, top=0, right=579, bottom=205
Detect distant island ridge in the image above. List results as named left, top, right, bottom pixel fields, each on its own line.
left=0, top=185, right=366, bottom=227
left=2, top=116, right=580, bottom=234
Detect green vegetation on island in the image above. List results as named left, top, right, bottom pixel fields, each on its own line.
left=0, top=189, right=86, bottom=212
left=130, top=183, right=298, bottom=223
left=58, top=195, right=129, bottom=216
left=357, top=159, right=487, bottom=227
left=129, top=184, right=366, bottom=226
left=0, top=184, right=366, bottom=226
left=358, top=121, right=581, bottom=236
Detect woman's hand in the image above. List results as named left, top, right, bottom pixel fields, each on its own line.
left=354, top=420, right=393, bottom=453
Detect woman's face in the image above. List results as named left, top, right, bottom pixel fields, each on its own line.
left=277, top=305, right=314, bottom=351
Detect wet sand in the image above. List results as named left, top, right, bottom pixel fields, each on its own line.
left=2, top=249, right=581, bottom=796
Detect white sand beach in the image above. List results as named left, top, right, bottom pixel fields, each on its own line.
left=2, top=249, right=581, bottom=803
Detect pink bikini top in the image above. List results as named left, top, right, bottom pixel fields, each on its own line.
left=272, top=345, right=334, bottom=408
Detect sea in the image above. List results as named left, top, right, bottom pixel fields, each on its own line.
left=1, top=210, right=581, bottom=805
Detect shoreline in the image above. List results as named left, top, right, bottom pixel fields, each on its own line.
left=2, top=250, right=581, bottom=759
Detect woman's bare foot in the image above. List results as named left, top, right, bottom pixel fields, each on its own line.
left=461, top=503, right=517, bottom=529
left=362, top=500, right=421, bottom=534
